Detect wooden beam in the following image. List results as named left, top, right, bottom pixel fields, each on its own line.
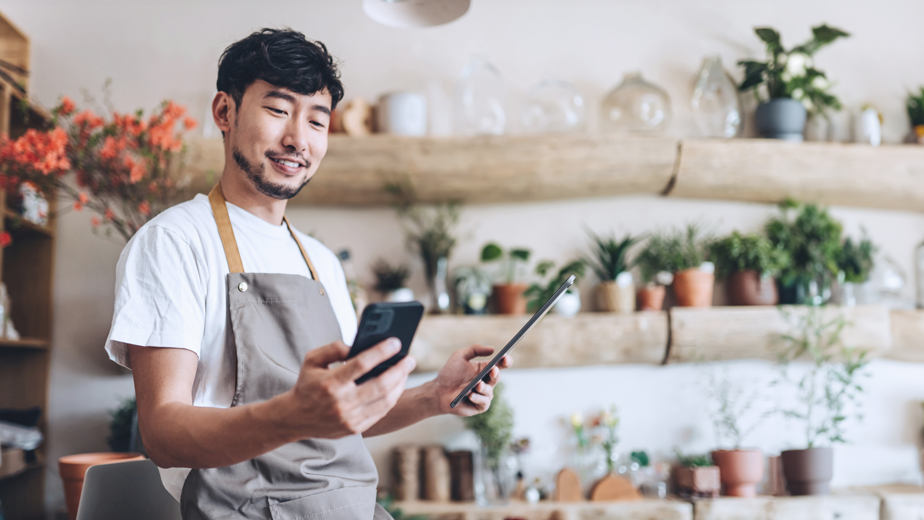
left=887, top=309, right=924, bottom=362
left=692, top=495, right=880, bottom=520
left=395, top=498, right=692, bottom=520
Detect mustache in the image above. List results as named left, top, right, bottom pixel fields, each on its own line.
left=265, top=151, right=310, bottom=168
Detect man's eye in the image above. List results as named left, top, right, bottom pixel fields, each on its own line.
left=267, top=107, right=286, bottom=115
left=311, top=121, right=326, bottom=128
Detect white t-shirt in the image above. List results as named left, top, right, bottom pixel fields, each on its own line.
left=104, top=193, right=358, bottom=501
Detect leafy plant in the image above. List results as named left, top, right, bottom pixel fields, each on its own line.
left=907, top=87, right=924, bottom=128
left=630, top=451, right=650, bottom=467
left=704, top=369, right=766, bottom=450
left=677, top=453, right=713, bottom=468
left=107, top=397, right=137, bottom=452
left=481, top=243, right=531, bottom=284
left=775, top=306, right=869, bottom=447
left=709, top=231, right=789, bottom=279
left=738, top=24, right=849, bottom=115
left=838, top=235, right=876, bottom=284
left=463, top=382, right=514, bottom=471
left=591, top=405, right=620, bottom=474
left=636, top=224, right=710, bottom=283
left=523, top=259, right=585, bottom=312
left=453, top=265, right=493, bottom=299
left=371, top=259, right=410, bottom=293
left=765, top=200, right=843, bottom=292
left=585, top=229, right=640, bottom=282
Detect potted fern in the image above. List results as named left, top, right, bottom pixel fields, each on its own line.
left=640, top=225, right=714, bottom=307
left=672, top=453, right=720, bottom=498
left=585, top=230, right=640, bottom=314
left=709, top=231, right=789, bottom=306
left=481, top=243, right=532, bottom=315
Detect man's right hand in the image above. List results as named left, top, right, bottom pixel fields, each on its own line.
left=280, top=338, right=416, bottom=440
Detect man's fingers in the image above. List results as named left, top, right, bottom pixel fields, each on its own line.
left=498, top=355, right=513, bottom=369
left=466, top=391, right=491, bottom=409
left=302, top=340, right=351, bottom=369
left=460, top=344, right=495, bottom=361
left=354, top=356, right=415, bottom=402
left=336, top=338, right=402, bottom=382
left=483, top=366, right=501, bottom=385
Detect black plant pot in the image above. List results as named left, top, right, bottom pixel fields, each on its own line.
left=781, top=447, right=833, bottom=496
left=755, top=99, right=807, bottom=141
left=776, top=279, right=807, bottom=305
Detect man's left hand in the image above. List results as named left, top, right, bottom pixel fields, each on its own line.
left=429, top=344, right=513, bottom=417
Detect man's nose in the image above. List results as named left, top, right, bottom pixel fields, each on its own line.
left=281, top=119, right=310, bottom=152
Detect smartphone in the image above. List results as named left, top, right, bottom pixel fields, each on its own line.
left=348, top=301, right=424, bottom=384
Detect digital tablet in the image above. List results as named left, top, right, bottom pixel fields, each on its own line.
left=449, top=275, right=576, bottom=409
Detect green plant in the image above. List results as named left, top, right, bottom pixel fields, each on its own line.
left=107, top=397, right=137, bottom=452
left=907, top=87, right=924, bottom=128
left=636, top=224, right=710, bottom=282
left=738, top=24, right=849, bottom=115
left=453, top=265, right=492, bottom=299
left=463, top=382, right=514, bottom=471
left=838, top=235, right=876, bottom=284
left=523, top=259, right=585, bottom=312
left=481, top=243, right=531, bottom=284
left=677, top=453, right=713, bottom=468
left=630, top=451, right=650, bottom=467
left=371, top=259, right=410, bottom=293
left=592, top=405, right=620, bottom=474
left=765, top=200, right=843, bottom=292
left=585, top=229, right=641, bottom=282
left=775, top=306, right=869, bottom=447
left=709, top=231, right=789, bottom=279
left=386, top=180, right=460, bottom=286
left=704, top=369, right=766, bottom=450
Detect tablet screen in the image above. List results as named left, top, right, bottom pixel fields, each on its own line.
left=449, top=274, right=576, bottom=409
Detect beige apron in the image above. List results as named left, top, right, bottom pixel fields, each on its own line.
left=180, top=184, right=392, bottom=520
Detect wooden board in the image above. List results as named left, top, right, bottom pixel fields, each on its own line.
left=410, top=312, right=668, bottom=372
left=692, top=495, right=880, bottom=520
left=887, top=309, right=924, bottom=362
left=589, top=474, right=640, bottom=501
left=394, top=498, right=692, bottom=520
left=671, top=138, right=924, bottom=212
left=852, top=484, right=924, bottom=520
left=179, top=134, right=679, bottom=206
left=667, top=305, right=892, bottom=364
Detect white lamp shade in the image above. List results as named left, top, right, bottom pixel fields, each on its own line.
left=362, top=0, right=471, bottom=28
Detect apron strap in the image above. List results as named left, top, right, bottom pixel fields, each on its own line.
left=207, top=184, right=319, bottom=281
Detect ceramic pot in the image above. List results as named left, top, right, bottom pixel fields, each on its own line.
left=755, top=98, right=807, bottom=141
left=711, top=449, right=764, bottom=497
left=672, top=269, right=714, bottom=307
left=377, top=91, right=427, bottom=136
left=554, top=290, right=581, bottom=317
left=726, top=271, right=778, bottom=306
left=671, top=465, right=720, bottom=497
left=492, top=283, right=528, bottom=315
left=596, top=281, right=635, bottom=314
left=386, top=287, right=415, bottom=302
left=636, top=286, right=666, bottom=311
left=59, top=452, right=146, bottom=520
left=780, top=447, right=833, bottom=496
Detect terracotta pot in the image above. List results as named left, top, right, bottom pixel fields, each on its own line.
left=711, top=449, right=765, bottom=497
left=492, top=283, right=528, bottom=315
left=671, top=465, right=720, bottom=497
left=59, top=452, right=146, bottom=520
left=780, top=447, right=833, bottom=496
left=672, top=269, right=714, bottom=307
left=596, top=281, right=635, bottom=314
left=726, top=271, right=779, bottom=306
left=636, top=286, right=665, bottom=311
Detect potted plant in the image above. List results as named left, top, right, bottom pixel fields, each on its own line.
left=671, top=453, right=720, bottom=498
left=585, top=230, right=640, bottom=314
left=709, top=231, right=789, bottom=306
left=641, top=225, right=714, bottom=307
left=524, top=259, right=586, bottom=317
left=463, top=382, right=515, bottom=505
left=634, top=236, right=673, bottom=311
left=705, top=370, right=766, bottom=497
left=835, top=235, right=876, bottom=306
left=481, top=243, right=532, bottom=315
left=765, top=200, right=843, bottom=305
left=906, top=87, right=924, bottom=144
left=775, top=306, right=869, bottom=495
left=453, top=265, right=493, bottom=315
left=371, top=258, right=414, bottom=302
left=738, top=25, right=849, bottom=141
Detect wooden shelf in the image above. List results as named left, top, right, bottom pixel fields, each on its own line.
left=181, top=135, right=924, bottom=212
left=692, top=494, right=880, bottom=520
left=3, top=209, right=53, bottom=237
left=0, top=448, right=42, bottom=481
left=394, top=498, right=692, bottom=520
left=0, top=337, right=48, bottom=350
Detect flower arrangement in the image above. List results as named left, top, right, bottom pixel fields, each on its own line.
left=0, top=95, right=196, bottom=244
left=593, top=405, right=620, bottom=474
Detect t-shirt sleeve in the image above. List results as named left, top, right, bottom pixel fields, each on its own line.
left=105, top=225, right=207, bottom=369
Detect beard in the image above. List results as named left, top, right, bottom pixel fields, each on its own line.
left=232, top=146, right=310, bottom=200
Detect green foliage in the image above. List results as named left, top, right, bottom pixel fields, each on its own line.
left=523, top=259, right=586, bottom=312
left=480, top=243, right=531, bottom=284
left=907, top=87, right=924, bottom=127
left=107, top=397, right=137, bottom=452
left=738, top=24, right=849, bottom=114
left=838, top=236, right=876, bottom=284
left=636, top=224, right=710, bottom=283
left=765, top=200, right=843, bottom=290
left=375, top=494, right=428, bottom=520
left=463, top=382, right=514, bottom=470
left=585, top=229, right=641, bottom=281
left=775, top=306, right=869, bottom=447
left=709, top=231, right=789, bottom=279
left=386, top=180, right=460, bottom=282
left=630, top=451, right=650, bottom=467
left=677, top=453, right=713, bottom=468
left=453, top=265, right=493, bottom=300
left=371, top=258, right=410, bottom=293
left=705, top=369, right=765, bottom=450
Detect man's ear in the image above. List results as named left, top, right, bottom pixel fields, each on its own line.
left=212, top=92, right=235, bottom=137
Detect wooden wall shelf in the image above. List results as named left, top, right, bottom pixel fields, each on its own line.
left=0, top=338, right=48, bottom=350
left=181, top=135, right=924, bottom=212
left=692, top=494, right=881, bottom=520
left=394, top=498, right=692, bottom=520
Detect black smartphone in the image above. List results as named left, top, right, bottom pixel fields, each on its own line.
left=348, top=301, right=424, bottom=384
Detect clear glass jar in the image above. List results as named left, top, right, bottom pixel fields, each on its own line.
left=690, top=56, right=741, bottom=138
left=454, top=55, right=506, bottom=135
left=601, top=72, right=671, bottom=134
left=520, top=78, right=586, bottom=133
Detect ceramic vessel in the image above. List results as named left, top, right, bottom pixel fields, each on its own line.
left=726, top=271, right=778, bottom=306
left=386, top=287, right=416, bottom=303
left=554, top=289, right=581, bottom=317
left=59, top=452, right=146, bottom=520
left=691, top=56, right=741, bottom=138
left=672, top=269, right=714, bottom=307
left=601, top=72, right=671, bottom=134
left=711, top=449, right=764, bottom=497
left=672, top=465, right=720, bottom=497
left=755, top=98, right=806, bottom=141
left=636, top=286, right=666, bottom=311
left=492, top=283, right=528, bottom=315
left=780, top=447, right=833, bottom=496
left=377, top=91, right=427, bottom=136
left=596, top=279, right=635, bottom=314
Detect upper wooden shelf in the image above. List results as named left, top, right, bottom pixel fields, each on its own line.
left=181, top=135, right=924, bottom=211
left=0, top=337, right=48, bottom=350
left=3, top=209, right=53, bottom=237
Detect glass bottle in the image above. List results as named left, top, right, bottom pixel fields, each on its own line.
left=690, top=56, right=742, bottom=138
left=601, top=72, right=671, bottom=134
left=454, top=55, right=506, bottom=135
left=520, top=78, right=586, bottom=134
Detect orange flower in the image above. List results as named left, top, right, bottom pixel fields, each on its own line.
left=129, top=161, right=145, bottom=184
left=59, top=96, right=76, bottom=117
left=91, top=216, right=100, bottom=227
left=104, top=208, right=115, bottom=221
left=73, top=201, right=83, bottom=211
left=0, top=231, right=10, bottom=248
left=79, top=192, right=89, bottom=204
left=183, top=117, right=198, bottom=131
left=138, top=201, right=150, bottom=216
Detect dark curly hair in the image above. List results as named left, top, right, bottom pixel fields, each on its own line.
left=217, top=28, right=344, bottom=111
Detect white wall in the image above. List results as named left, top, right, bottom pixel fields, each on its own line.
left=1, top=0, right=924, bottom=511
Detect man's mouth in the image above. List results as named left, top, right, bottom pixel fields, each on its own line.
left=269, top=157, right=305, bottom=169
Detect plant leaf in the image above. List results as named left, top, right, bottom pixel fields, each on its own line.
left=481, top=243, right=502, bottom=262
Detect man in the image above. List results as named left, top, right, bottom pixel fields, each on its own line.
left=105, top=28, right=511, bottom=520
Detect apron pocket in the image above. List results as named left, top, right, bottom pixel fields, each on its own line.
left=269, top=486, right=377, bottom=520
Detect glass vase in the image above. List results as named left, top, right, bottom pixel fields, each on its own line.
left=454, top=55, right=506, bottom=135
left=520, top=78, right=585, bottom=134
left=475, top=446, right=515, bottom=506
left=600, top=72, right=671, bottom=134
left=690, top=56, right=741, bottom=138
left=424, top=256, right=450, bottom=314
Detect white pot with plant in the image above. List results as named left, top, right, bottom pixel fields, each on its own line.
left=738, top=24, right=849, bottom=141
left=585, top=230, right=640, bottom=314
left=480, top=243, right=532, bottom=315
left=525, top=259, right=585, bottom=318
left=371, top=258, right=414, bottom=302
left=835, top=235, right=876, bottom=307
left=775, top=306, right=869, bottom=496
left=453, top=265, right=493, bottom=315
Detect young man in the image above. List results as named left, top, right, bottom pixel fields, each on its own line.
left=105, top=29, right=511, bottom=520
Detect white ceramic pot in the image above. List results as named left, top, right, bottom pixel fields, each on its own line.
left=386, top=287, right=416, bottom=302
left=377, top=92, right=428, bottom=136
left=554, top=289, right=581, bottom=317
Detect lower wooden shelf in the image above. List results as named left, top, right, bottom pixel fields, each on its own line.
left=0, top=447, right=41, bottom=481
left=0, top=337, right=49, bottom=350
left=394, top=498, right=691, bottom=520
left=692, top=494, right=881, bottom=520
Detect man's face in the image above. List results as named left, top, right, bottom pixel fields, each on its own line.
left=225, top=79, right=331, bottom=200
